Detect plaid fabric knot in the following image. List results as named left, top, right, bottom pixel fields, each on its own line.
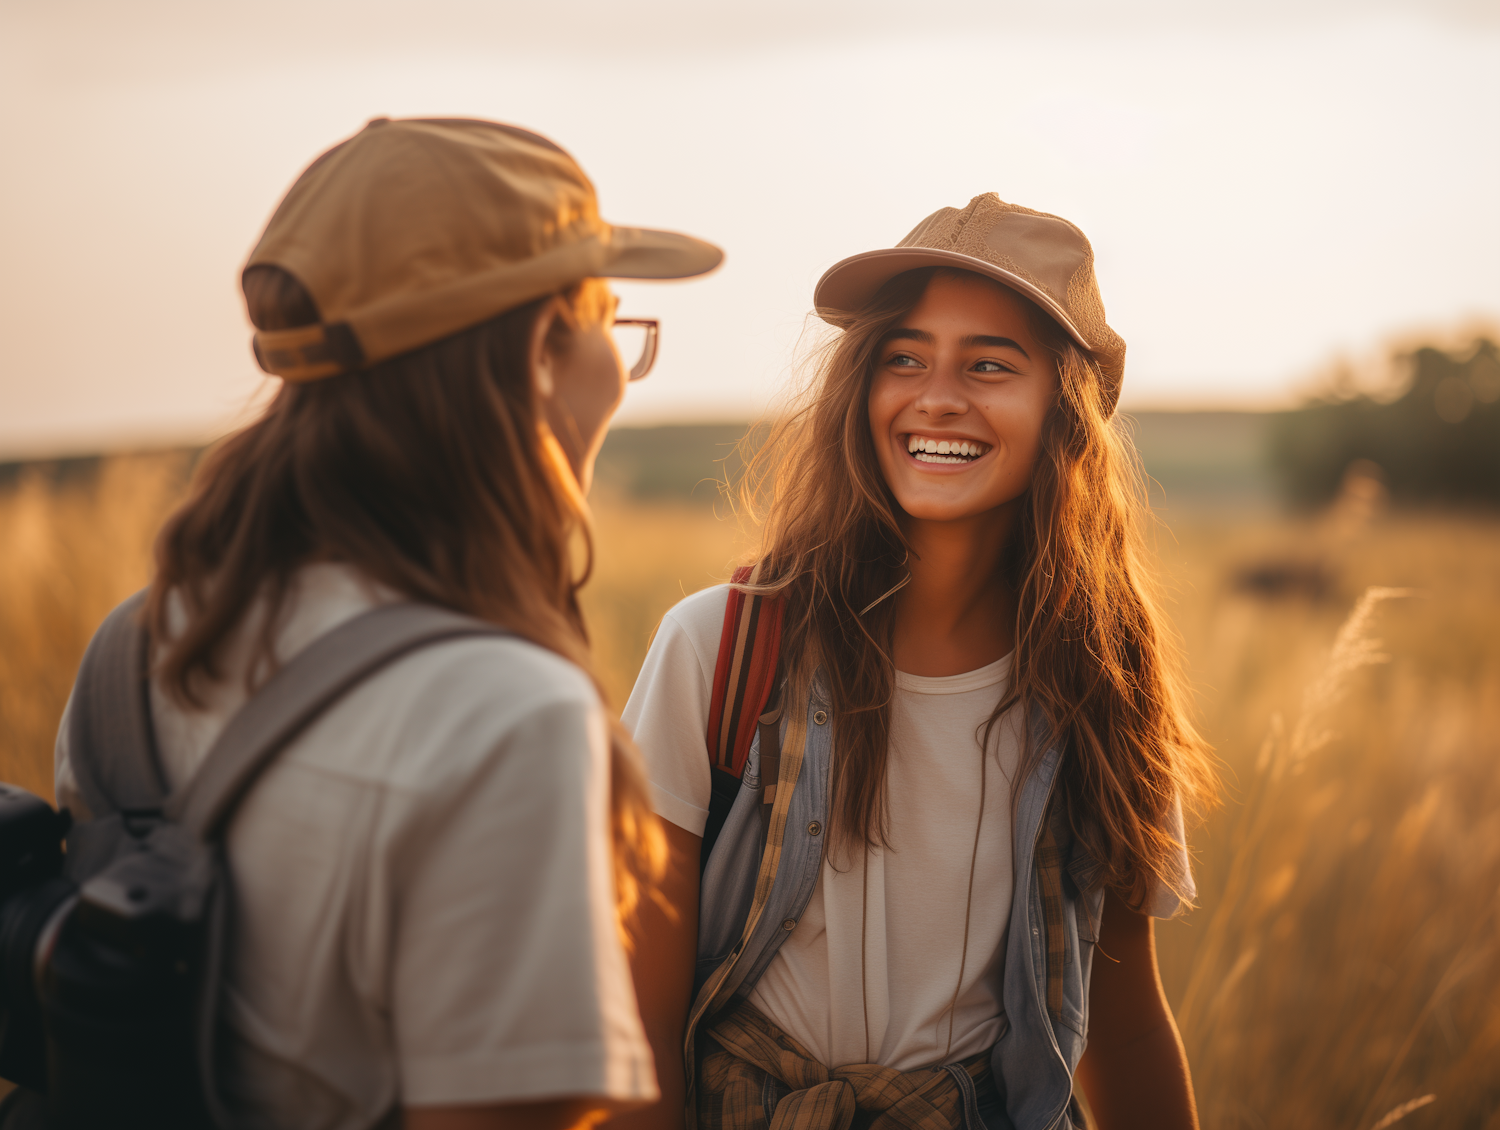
left=698, top=1001, right=992, bottom=1130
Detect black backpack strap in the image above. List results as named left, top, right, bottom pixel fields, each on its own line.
left=164, top=602, right=510, bottom=842
left=67, top=589, right=169, bottom=819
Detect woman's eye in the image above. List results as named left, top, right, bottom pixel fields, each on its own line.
left=972, top=360, right=1011, bottom=374
left=887, top=353, right=921, bottom=368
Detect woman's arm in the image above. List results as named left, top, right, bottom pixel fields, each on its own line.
left=1074, top=889, right=1199, bottom=1130
left=608, top=820, right=702, bottom=1130
left=407, top=823, right=702, bottom=1130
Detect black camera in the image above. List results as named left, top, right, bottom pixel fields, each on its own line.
left=0, top=783, right=214, bottom=1127
left=0, top=783, right=74, bottom=1094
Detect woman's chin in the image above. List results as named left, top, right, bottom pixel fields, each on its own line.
left=892, top=482, right=1028, bottom=525
left=895, top=496, right=990, bottom=524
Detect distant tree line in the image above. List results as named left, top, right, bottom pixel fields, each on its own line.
left=1269, top=338, right=1500, bottom=508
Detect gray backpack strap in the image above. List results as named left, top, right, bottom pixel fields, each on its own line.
left=164, top=602, right=511, bottom=841
left=68, top=589, right=169, bottom=818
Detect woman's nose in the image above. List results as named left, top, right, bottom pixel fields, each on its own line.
left=911, top=367, right=968, bottom=417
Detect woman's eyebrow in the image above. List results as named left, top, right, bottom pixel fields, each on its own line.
left=963, top=334, right=1029, bottom=357
left=883, top=328, right=1030, bottom=359
left=885, top=327, right=934, bottom=344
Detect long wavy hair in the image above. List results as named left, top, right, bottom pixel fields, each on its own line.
left=149, top=265, right=664, bottom=928
left=741, top=267, right=1216, bottom=908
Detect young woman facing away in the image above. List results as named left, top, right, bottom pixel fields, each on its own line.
left=52, top=119, right=720, bottom=1130
left=620, top=196, right=1216, bottom=1130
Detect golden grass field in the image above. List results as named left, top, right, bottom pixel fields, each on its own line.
left=1, top=452, right=1498, bottom=1128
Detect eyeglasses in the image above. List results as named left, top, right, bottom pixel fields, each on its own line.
left=612, top=318, right=660, bottom=382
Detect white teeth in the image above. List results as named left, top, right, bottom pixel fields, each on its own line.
left=907, top=435, right=988, bottom=461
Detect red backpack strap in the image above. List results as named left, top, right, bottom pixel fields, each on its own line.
left=705, top=564, right=784, bottom=781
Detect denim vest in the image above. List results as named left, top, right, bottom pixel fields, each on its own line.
left=684, top=680, right=1104, bottom=1130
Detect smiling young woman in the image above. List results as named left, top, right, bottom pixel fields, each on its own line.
left=620, top=195, right=1217, bottom=1130
left=865, top=271, right=1054, bottom=680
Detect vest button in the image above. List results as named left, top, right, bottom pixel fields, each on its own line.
left=782, top=918, right=797, bottom=931
left=807, top=821, right=822, bottom=836
left=813, top=710, right=828, bottom=725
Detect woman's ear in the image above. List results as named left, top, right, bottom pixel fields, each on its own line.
left=529, top=296, right=570, bottom=400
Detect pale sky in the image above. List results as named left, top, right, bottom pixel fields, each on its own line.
left=2, top=0, right=1498, bottom=458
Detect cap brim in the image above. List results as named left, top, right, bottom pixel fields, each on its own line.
left=813, top=247, right=1090, bottom=353
left=601, top=225, right=724, bottom=281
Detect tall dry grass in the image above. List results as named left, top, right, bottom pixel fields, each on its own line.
left=1152, top=512, right=1500, bottom=1128
left=578, top=488, right=756, bottom=709
left=0, top=457, right=1497, bottom=1126
left=0, top=454, right=192, bottom=800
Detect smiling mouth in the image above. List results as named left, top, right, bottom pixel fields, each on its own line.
left=906, top=434, right=991, bottom=465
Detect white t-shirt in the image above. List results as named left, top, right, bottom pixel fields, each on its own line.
left=623, top=585, right=1189, bottom=1072
left=55, top=564, right=656, bottom=1130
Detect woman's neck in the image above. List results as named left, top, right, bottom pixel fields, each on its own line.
left=890, top=506, right=1019, bottom=677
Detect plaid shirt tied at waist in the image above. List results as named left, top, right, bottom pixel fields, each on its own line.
left=698, top=1001, right=994, bottom=1130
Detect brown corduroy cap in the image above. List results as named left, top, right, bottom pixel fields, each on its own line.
left=247, top=117, right=723, bottom=382
left=814, top=193, right=1126, bottom=412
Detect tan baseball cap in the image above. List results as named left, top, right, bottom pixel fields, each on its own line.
left=246, top=117, right=723, bottom=382
left=813, top=193, right=1126, bottom=411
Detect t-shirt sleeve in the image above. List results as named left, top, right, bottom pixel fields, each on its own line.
left=1144, top=796, right=1197, bottom=919
left=388, top=693, right=657, bottom=1107
left=53, top=692, right=89, bottom=820
left=619, top=587, right=728, bottom=837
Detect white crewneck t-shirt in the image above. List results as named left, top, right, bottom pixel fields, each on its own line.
left=749, top=654, right=1024, bottom=1070
left=55, top=564, right=655, bottom=1129
left=623, top=584, right=1189, bottom=1072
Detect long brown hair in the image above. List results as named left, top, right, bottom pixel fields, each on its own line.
left=149, top=265, right=664, bottom=925
left=742, top=267, right=1216, bottom=907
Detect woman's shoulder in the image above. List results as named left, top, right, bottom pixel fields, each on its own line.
left=621, top=585, right=733, bottom=831
left=621, top=583, right=731, bottom=743
left=283, top=562, right=601, bottom=716
left=657, top=583, right=732, bottom=657
left=279, top=562, right=605, bottom=726
left=395, top=633, right=599, bottom=720
left=297, top=631, right=604, bottom=797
